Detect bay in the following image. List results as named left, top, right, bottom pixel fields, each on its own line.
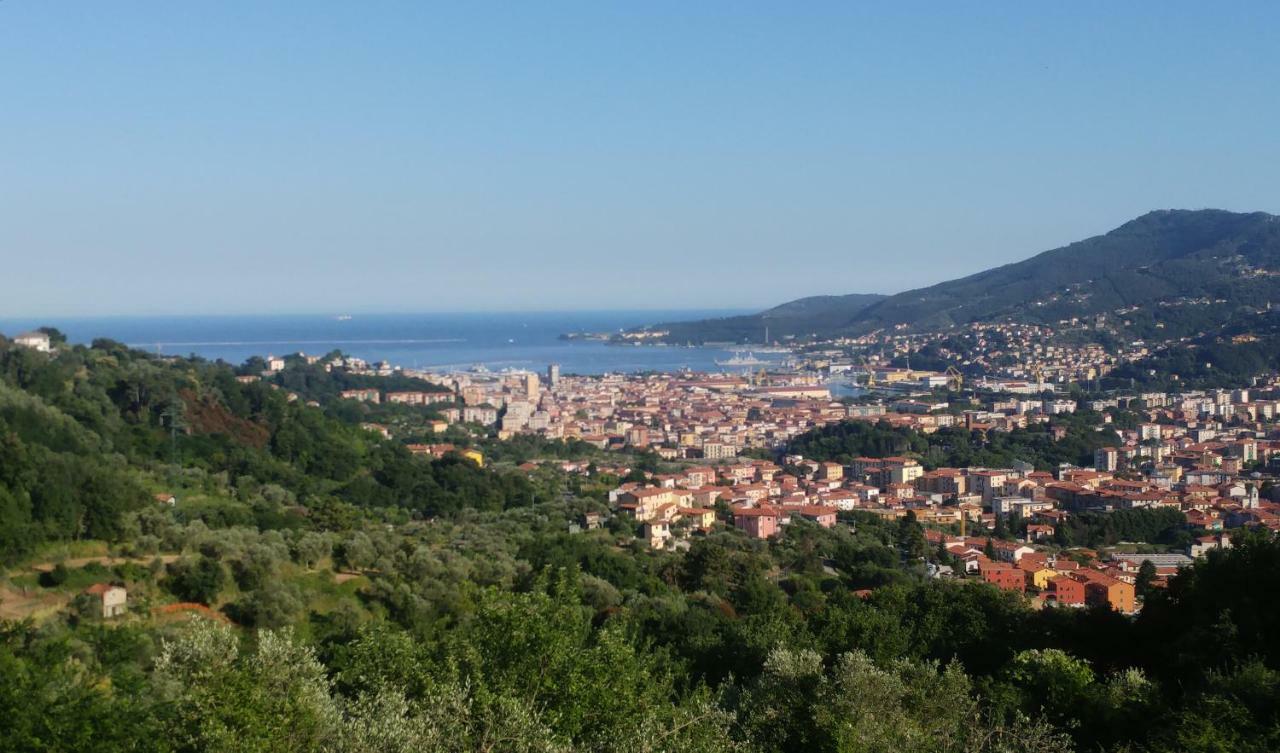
left=0, top=311, right=769, bottom=375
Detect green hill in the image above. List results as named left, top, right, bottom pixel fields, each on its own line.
left=855, top=209, right=1280, bottom=332
left=647, top=292, right=887, bottom=344
left=657, top=209, right=1280, bottom=341
left=6, top=328, right=1280, bottom=753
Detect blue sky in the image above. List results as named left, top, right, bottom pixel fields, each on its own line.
left=2, top=3, right=1277, bottom=316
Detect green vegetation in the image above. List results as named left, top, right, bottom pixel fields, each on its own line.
left=1052, top=507, right=1191, bottom=549
left=1108, top=311, right=1280, bottom=390
left=0, top=337, right=540, bottom=561
left=4, top=336, right=1280, bottom=752
left=259, top=352, right=452, bottom=403
left=656, top=209, right=1280, bottom=340
left=787, top=413, right=1114, bottom=471
left=646, top=293, right=887, bottom=344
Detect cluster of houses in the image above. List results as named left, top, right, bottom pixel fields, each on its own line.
left=925, top=531, right=1138, bottom=612
left=404, top=443, right=484, bottom=467
left=433, top=368, right=845, bottom=459
left=814, top=318, right=1146, bottom=387
left=596, top=399, right=1280, bottom=612
left=609, top=461, right=841, bottom=550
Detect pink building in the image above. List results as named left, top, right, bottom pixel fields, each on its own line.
left=734, top=508, right=779, bottom=539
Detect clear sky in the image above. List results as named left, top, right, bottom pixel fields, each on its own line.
left=2, top=2, right=1277, bottom=317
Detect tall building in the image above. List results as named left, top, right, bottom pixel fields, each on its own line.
left=547, top=363, right=560, bottom=388
left=524, top=371, right=540, bottom=401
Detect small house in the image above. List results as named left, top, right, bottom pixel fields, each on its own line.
left=14, top=331, right=52, bottom=352
left=84, top=584, right=128, bottom=618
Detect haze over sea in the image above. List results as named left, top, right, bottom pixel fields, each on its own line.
left=0, top=311, right=759, bottom=375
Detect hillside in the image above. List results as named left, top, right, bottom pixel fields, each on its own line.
left=5, top=332, right=1280, bottom=752
left=656, top=209, right=1280, bottom=341
left=855, top=209, right=1280, bottom=332
left=647, top=292, right=887, bottom=344
left=0, top=335, right=540, bottom=562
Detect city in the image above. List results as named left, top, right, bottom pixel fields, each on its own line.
left=245, top=339, right=1276, bottom=608
left=5, top=4, right=1280, bottom=752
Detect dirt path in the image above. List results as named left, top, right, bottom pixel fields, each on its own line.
left=28, top=554, right=179, bottom=573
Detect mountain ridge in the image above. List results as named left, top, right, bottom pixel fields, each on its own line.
left=645, top=293, right=888, bottom=344
left=652, top=209, right=1280, bottom=342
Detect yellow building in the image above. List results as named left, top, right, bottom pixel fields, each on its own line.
left=461, top=449, right=484, bottom=467
left=1026, top=567, right=1058, bottom=590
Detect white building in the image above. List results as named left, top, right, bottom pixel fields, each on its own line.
left=85, top=584, right=128, bottom=618
left=991, top=496, right=1053, bottom=518
left=13, top=331, right=51, bottom=352
left=1042, top=399, right=1077, bottom=415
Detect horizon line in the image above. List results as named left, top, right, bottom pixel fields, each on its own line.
left=0, top=306, right=769, bottom=322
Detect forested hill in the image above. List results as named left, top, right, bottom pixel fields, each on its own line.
left=8, top=331, right=1280, bottom=752
left=853, top=209, right=1280, bottom=332
left=0, top=333, right=538, bottom=561
left=654, top=209, right=1280, bottom=341
left=643, top=293, right=887, bottom=344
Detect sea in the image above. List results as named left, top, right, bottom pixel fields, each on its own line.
left=0, top=311, right=770, bottom=376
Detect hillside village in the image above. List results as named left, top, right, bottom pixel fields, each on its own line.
left=220, top=341, right=1280, bottom=618
left=7, top=2, right=1280, bottom=745
left=7, top=331, right=1274, bottom=627
left=5, top=322, right=1280, bottom=752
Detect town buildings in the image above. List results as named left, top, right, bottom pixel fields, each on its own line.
left=260, top=348, right=1280, bottom=616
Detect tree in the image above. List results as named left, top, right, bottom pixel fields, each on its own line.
left=36, top=327, right=68, bottom=346
left=227, top=582, right=303, bottom=629
left=897, top=511, right=927, bottom=560
left=165, top=555, right=226, bottom=604
left=293, top=532, right=332, bottom=569
left=336, top=533, right=377, bottom=572
left=39, top=562, right=69, bottom=587
left=994, top=513, right=1011, bottom=540
left=1005, top=648, right=1098, bottom=731
left=1135, top=560, right=1157, bottom=600
left=154, top=623, right=340, bottom=753
left=739, top=647, right=1073, bottom=753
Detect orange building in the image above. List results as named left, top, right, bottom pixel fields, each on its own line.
left=1045, top=575, right=1086, bottom=607
left=1071, top=570, right=1136, bottom=613
left=979, top=562, right=1026, bottom=593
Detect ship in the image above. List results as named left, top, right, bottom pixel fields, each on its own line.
left=716, top=351, right=770, bottom=367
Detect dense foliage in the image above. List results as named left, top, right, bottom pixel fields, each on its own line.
left=3, top=337, right=1280, bottom=753
left=787, top=414, right=1114, bottom=471
left=1051, top=507, right=1191, bottom=548
left=659, top=209, right=1280, bottom=339
left=647, top=293, right=887, bottom=344
left=1108, top=312, right=1280, bottom=390
left=0, top=339, right=538, bottom=560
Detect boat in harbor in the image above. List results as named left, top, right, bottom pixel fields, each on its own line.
left=716, top=351, right=770, bottom=367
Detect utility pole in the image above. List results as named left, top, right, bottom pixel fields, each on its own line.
left=162, top=399, right=187, bottom=465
